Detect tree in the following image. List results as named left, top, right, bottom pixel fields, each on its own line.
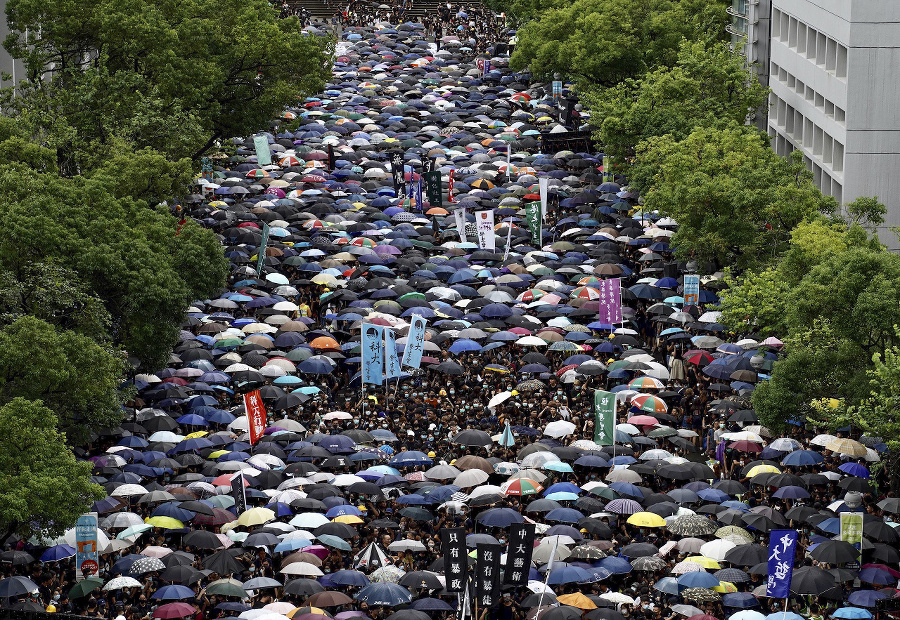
left=582, top=39, right=768, bottom=170
left=0, top=166, right=228, bottom=370
left=0, top=398, right=105, bottom=540
left=632, top=125, right=837, bottom=270
left=509, top=0, right=727, bottom=85
left=3, top=0, right=333, bottom=174
left=0, top=317, right=125, bottom=441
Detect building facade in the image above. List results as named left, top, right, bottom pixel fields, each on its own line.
left=765, top=0, right=900, bottom=246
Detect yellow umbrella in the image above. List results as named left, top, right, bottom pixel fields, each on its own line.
left=237, top=507, right=275, bottom=527
left=208, top=450, right=229, bottom=459
left=825, top=437, right=867, bottom=457
left=332, top=515, right=364, bottom=524
left=714, top=581, right=738, bottom=593
left=684, top=556, right=721, bottom=569
left=145, top=516, right=184, bottom=530
left=626, top=512, right=667, bottom=528
left=287, top=606, right=330, bottom=618
left=185, top=430, right=208, bottom=439
left=747, top=464, right=780, bottom=477
left=557, top=593, right=598, bottom=610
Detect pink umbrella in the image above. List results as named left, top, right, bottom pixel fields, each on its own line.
left=153, top=602, right=196, bottom=619
left=299, top=545, right=329, bottom=560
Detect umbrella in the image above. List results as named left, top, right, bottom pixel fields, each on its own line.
left=355, top=582, right=413, bottom=606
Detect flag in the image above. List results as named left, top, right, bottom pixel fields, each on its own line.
left=525, top=201, right=541, bottom=245
left=75, top=513, right=99, bottom=581
left=384, top=328, right=400, bottom=380
left=327, top=144, right=335, bottom=171
left=231, top=472, right=247, bottom=515
left=475, top=210, right=496, bottom=250
left=448, top=169, right=455, bottom=203
left=244, top=389, right=267, bottom=444
left=256, top=223, right=270, bottom=276
left=597, top=278, right=622, bottom=324
left=253, top=135, right=271, bottom=166
left=423, top=170, right=442, bottom=207
left=502, top=221, right=513, bottom=261
left=401, top=314, right=427, bottom=369
left=506, top=146, right=512, bottom=179
left=683, top=274, right=700, bottom=307
left=504, top=523, right=535, bottom=584
left=766, top=530, right=797, bottom=598
left=546, top=536, right=561, bottom=573
left=594, top=390, right=615, bottom=446
left=840, top=513, right=863, bottom=568
left=361, top=324, right=384, bottom=385
left=441, top=528, right=468, bottom=592
left=539, top=177, right=549, bottom=222
left=453, top=208, right=467, bottom=243
left=415, top=176, right=423, bottom=212
left=475, top=543, right=502, bottom=608
left=498, top=422, right=515, bottom=447
left=391, top=152, right=405, bottom=198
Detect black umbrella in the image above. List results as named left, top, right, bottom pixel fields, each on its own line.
left=202, top=550, right=245, bottom=575
left=790, top=565, right=836, bottom=595
left=810, top=540, right=861, bottom=564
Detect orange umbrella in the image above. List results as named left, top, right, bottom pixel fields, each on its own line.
left=309, top=337, right=339, bottom=350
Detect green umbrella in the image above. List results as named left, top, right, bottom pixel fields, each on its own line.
left=317, top=533, right=352, bottom=551
left=69, top=577, right=104, bottom=599
left=205, top=578, right=248, bottom=598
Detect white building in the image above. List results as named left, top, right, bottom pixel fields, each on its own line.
left=728, top=0, right=772, bottom=89
left=765, top=0, right=900, bottom=245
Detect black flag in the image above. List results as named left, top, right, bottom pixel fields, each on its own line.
left=503, top=523, right=535, bottom=584
left=441, top=528, right=468, bottom=592
left=476, top=543, right=502, bottom=608
left=230, top=472, right=247, bottom=515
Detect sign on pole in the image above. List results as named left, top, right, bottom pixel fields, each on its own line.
left=253, top=135, right=271, bottom=166
left=593, top=390, right=615, bottom=446
left=441, top=528, right=468, bottom=592
left=766, top=529, right=798, bottom=598
left=475, top=210, right=496, bottom=250
left=75, top=513, right=99, bottom=581
left=840, top=513, right=863, bottom=569
left=683, top=274, right=700, bottom=307
left=362, top=324, right=384, bottom=386
left=597, top=278, right=622, bottom=325
left=243, top=389, right=267, bottom=445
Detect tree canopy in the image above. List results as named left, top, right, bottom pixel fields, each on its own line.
left=0, top=398, right=105, bottom=539
left=3, top=0, right=333, bottom=174
left=509, top=0, right=727, bottom=85
left=582, top=39, right=768, bottom=170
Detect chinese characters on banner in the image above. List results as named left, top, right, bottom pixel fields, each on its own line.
left=75, top=513, right=99, bottom=581
left=423, top=170, right=442, bottom=207
left=256, top=223, right=270, bottom=277
left=840, top=513, right=863, bottom=568
left=230, top=471, right=247, bottom=514
left=384, top=327, right=400, bottom=380
left=401, top=315, right=427, bottom=369
left=361, top=324, right=384, bottom=385
left=683, top=274, right=700, bottom=307
left=476, top=543, right=502, bottom=608
left=243, top=389, right=267, bottom=445
left=441, top=528, right=468, bottom=592
left=475, top=210, right=496, bottom=250
left=525, top=202, right=541, bottom=245
left=453, top=208, right=468, bottom=243
left=538, top=177, right=549, bottom=221
left=766, top=529, right=797, bottom=598
left=415, top=176, right=424, bottom=212
left=593, top=390, right=615, bottom=446
left=448, top=169, right=455, bottom=203
left=504, top=523, right=536, bottom=585
left=552, top=80, right=562, bottom=99
left=597, top=278, right=622, bottom=324
left=390, top=153, right=405, bottom=198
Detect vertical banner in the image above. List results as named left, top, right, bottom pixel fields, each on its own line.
left=593, top=390, right=615, bottom=446
left=538, top=177, right=549, bottom=222
left=552, top=80, right=562, bottom=99
left=525, top=202, right=541, bottom=245
left=230, top=472, right=247, bottom=515
left=504, top=523, right=535, bottom=585
left=453, top=208, right=468, bottom=243
left=597, top=278, right=622, bottom=325
left=243, top=389, right=267, bottom=444
left=476, top=543, right=502, bottom=609
left=441, top=528, right=468, bottom=592
left=475, top=210, right=496, bottom=250
left=327, top=144, right=335, bottom=171
left=448, top=169, right=455, bottom=203
left=253, top=135, right=271, bottom=166
left=683, top=274, right=700, bottom=307
left=840, top=513, right=863, bottom=568
left=506, top=146, right=512, bottom=180
left=362, top=324, right=384, bottom=385
left=766, top=529, right=797, bottom=598
left=483, top=59, right=491, bottom=77
left=502, top=221, right=513, bottom=261
left=401, top=315, right=427, bottom=369
left=256, top=223, right=270, bottom=276
left=416, top=176, right=424, bottom=212
left=75, top=513, right=99, bottom=581
left=424, top=170, right=442, bottom=207
left=391, top=152, right=405, bottom=198
left=384, top=328, right=400, bottom=381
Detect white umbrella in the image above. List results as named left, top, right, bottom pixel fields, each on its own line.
left=543, top=420, right=576, bottom=438
left=520, top=452, right=561, bottom=469
left=488, top=391, right=513, bottom=408
left=102, top=576, right=143, bottom=591
left=280, top=562, right=323, bottom=576
left=111, top=484, right=148, bottom=497
left=605, top=468, right=642, bottom=483
left=454, top=469, right=489, bottom=487
left=601, top=592, right=636, bottom=605
left=388, top=540, right=427, bottom=552
left=289, top=513, right=329, bottom=529
left=699, top=539, right=736, bottom=561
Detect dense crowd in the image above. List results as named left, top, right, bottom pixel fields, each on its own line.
left=2, top=14, right=897, bottom=620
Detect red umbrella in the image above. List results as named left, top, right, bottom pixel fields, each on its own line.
left=684, top=351, right=714, bottom=365
left=687, top=615, right=720, bottom=620
left=728, top=441, right=763, bottom=453
left=153, top=602, right=196, bottom=619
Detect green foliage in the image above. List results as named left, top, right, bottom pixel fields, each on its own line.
left=0, top=398, right=105, bottom=539
left=582, top=39, right=768, bottom=169
left=0, top=317, right=124, bottom=442
left=3, top=0, right=333, bottom=172
left=89, top=146, right=195, bottom=207
left=0, top=167, right=228, bottom=370
left=633, top=125, right=838, bottom=270
left=843, top=196, right=886, bottom=230
left=717, top=268, right=791, bottom=337
left=509, top=0, right=727, bottom=85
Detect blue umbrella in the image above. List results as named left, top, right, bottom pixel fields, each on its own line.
left=597, top=556, right=632, bottom=574
left=410, top=598, right=454, bottom=611
left=40, top=544, right=76, bottom=562
left=832, top=608, right=873, bottom=619
left=847, top=590, right=889, bottom=607
left=838, top=462, right=870, bottom=478
left=329, top=569, right=370, bottom=587
left=546, top=565, right=592, bottom=584
left=781, top=450, right=823, bottom=466
left=151, top=584, right=195, bottom=600
left=355, top=582, right=413, bottom=606
left=677, top=571, right=720, bottom=588
left=723, top=592, right=759, bottom=608
left=326, top=505, right=363, bottom=518
left=653, top=576, right=683, bottom=595
left=545, top=508, right=585, bottom=523
left=389, top=451, right=433, bottom=466
left=477, top=508, right=524, bottom=527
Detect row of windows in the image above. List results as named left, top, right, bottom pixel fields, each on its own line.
left=770, top=62, right=846, bottom=124
left=772, top=8, right=848, bottom=79
left=769, top=92, right=844, bottom=173
left=770, top=131, right=844, bottom=203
